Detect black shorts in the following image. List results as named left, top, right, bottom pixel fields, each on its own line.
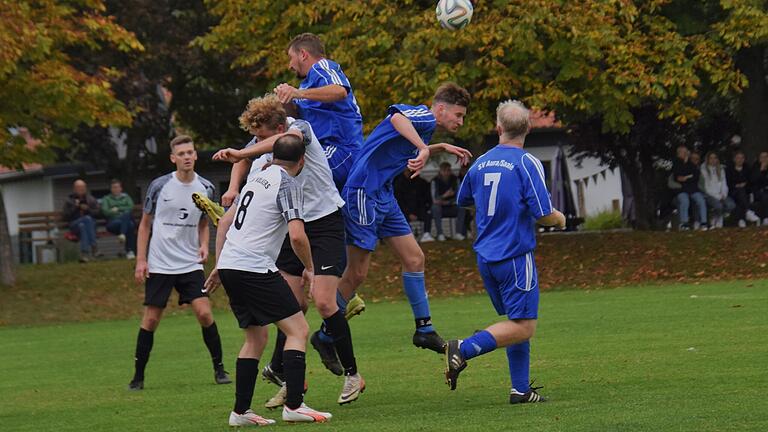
left=276, top=209, right=345, bottom=277
left=144, top=270, right=207, bottom=308
left=219, top=269, right=302, bottom=328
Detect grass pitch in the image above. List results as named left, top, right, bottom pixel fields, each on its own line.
left=1, top=280, right=767, bottom=431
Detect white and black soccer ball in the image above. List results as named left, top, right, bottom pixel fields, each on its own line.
left=435, top=0, right=473, bottom=31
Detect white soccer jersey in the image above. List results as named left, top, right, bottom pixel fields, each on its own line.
left=217, top=165, right=303, bottom=273
left=144, top=172, right=215, bottom=274
left=245, top=118, right=344, bottom=221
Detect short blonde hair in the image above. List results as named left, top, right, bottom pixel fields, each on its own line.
left=169, top=135, right=194, bottom=152
left=496, top=100, right=530, bottom=139
left=239, top=94, right=287, bottom=133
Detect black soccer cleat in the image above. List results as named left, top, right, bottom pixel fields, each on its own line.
left=261, top=364, right=285, bottom=387
left=413, top=330, right=446, bottom=354
left=127, top=379, right=144, bottom=391
left=310, top=330, right=343, bottom=376
left=444, top=339, right=467, bottom=391
left=214, top=367, right=232, bottom=385
left=509, top=383, right=546, bottom=404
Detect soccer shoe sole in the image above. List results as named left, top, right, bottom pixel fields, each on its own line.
left=310, top=332, right=344, bottom=376
left=337, top=379, right=366, bottom=405
left=344, top=301, right=365, bottom=320
left=191, top=192, right=224, bottom=227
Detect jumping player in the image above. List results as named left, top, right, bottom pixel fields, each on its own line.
left=338, top=83, right=473, bottom=354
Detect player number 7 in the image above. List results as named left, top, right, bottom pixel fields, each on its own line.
left=483, top=172, right=501, bottom=216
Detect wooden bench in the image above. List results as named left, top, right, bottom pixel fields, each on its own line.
left=18, top=205, right=143, bottom=263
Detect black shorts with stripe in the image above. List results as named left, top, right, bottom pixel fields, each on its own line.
left=144, top=270, right=207, bottom=308
left=219, top=269, right=301, bottom=328
left=276, top=209, right=345, bottom=277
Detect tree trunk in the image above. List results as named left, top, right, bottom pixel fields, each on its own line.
left=0, top=189, right=16, bottom=286
left=737, top=44, right=768, bottom=162
left=620, top=150, right=662, bottom=231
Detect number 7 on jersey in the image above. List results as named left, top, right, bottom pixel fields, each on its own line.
left=483, top=172, right=501, bottom=216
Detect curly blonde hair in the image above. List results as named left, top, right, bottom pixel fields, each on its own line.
left=239, top=94, right=287, bottom=133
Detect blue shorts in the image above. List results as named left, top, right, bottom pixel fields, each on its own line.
left=342, top=187, right=412, bottom=251
left=321, top=142, right=355, bottom=192
left=477, top=252, right=539, bottom=320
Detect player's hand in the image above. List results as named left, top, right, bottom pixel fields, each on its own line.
left=407, top=147, right=431, bottom=178
left=303, top=269, right=315, bottom=297
left=275, top=83, right=300, bottom=104
left=212, top=148, right=244, bottom=163
left=442, top=144, right=473, bottom=166
left=203, top=269, right=220, bottom=294
left=198, top=246, right=209, bottom=264
left=134, top=260, right=149, bottom=284
left=221, top=189, right=239, bottom=207
left=555, top=210, right=567, bottom=230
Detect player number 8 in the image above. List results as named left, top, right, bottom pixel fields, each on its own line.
left=234, top=191, right=254, bottom=230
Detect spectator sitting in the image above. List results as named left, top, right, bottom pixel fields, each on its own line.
left=430, top=162, right=467, bottom=240
left=690, top=150, right=702, bottom=169
left=751, top=151, right=768, bottom=225
left=101, top=179, right=137, bottom=259
left=726, top=151, right=759, bottom=227
left=62, top=179, right=101, bottom=262
left=700, top=152, right=734, bottom=229
left=672, top=145, right=707, bottom=230
left=393, top=168, right=434, bottom=242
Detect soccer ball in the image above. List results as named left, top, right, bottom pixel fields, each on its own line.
left=436, top=0, right=473, bottom=31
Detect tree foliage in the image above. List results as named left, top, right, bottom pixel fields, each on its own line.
left=197, top=0, right=747, bottom=140
left=0, top=0, right=142, bottom=169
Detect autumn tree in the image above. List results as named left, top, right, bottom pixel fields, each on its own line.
left=0, top=0, right=141, bottom=286
left=198, top=0, right=757, bottom=229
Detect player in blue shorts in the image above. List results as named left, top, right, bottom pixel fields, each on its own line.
left=275, top=33, right=363, bottom=192
left=444, top=100, right=565, bottom=404
left=339, top=83, right=473, bottom=354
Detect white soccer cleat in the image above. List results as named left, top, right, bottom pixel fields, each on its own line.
left=264, top=384, right=287, bottom=409
left=282, top=403, right=332, bottom=423
left=337, top=373, right=365, bottom=405
left=228, top=409, right=276, bottom=426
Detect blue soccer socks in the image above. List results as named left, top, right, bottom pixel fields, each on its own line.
left=402, top=271, right=434, bottom=333
left=459, top=330, right=498, bottom=360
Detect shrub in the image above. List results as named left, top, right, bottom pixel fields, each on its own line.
left=582, top=209, right=624, bottom=231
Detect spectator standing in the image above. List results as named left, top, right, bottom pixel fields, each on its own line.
left=726, top=151, right=759, bottom=227
left=431, top=162, right=468, bottom=240
left=752, top=152, right=768, bottom=225
left=394, top=169, right=434, bottom=242
left=101, top=179, right=137, bottom=259
left=700, top=152, right=734, bottom=229
left=672, top=146, right=708, bottom=230
left=62, top=179, right=101, bottom=262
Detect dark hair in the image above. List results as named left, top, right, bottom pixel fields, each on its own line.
left=433, top=82, right=471, bottom=107
left=170, top=135, right=194, bottom=151
left=110, top=179, right=122, bottom=186
left=273, top=135, right=305, bottom=163
left=287, top=33, right=325, bottom=57
left=440, top=162, right=452, bottom=170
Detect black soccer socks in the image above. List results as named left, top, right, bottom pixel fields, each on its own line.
left=201, top=321, right=224, bottom=370
left=234, top=357, right=259, bottom=414
left=133, top=327, right=154, bottom=382
left=323, top=310, right=358, bottom=376
left=282, top=350, right=306, bottom=410
left=269, top=330, right=287, bottom=374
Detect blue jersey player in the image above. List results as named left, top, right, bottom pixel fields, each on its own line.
left=338, top=83, right=473, bottom=354
left=444, top=101, right=566, bottom=404
left=275, top=33, right=363, bottom=192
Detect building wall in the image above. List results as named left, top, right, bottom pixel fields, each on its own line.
left=1, top=178, right=54, bottom=236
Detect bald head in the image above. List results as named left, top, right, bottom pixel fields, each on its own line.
left=73, top=179, right=87, bottom=196
left=496, top=100, right=531, bottom=142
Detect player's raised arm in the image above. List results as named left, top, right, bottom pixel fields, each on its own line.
left=390, top=113, right=430, bottom=175
left=275, top=83, right=347, bottom=104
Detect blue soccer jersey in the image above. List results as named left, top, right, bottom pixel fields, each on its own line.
left=457, top=145, right=553, bottom=262
left=345, top=104, right=436, bottom=194
left=297, top=58, right=363, bottom=153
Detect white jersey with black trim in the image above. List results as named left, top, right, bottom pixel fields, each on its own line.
left=144, top=171, right=215, bottom=274
left=246, top=118, right=344, bottom=222
left=218, top=165, right=304, bottom=273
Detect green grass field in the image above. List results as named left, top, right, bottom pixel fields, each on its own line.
left=2, top=280, right=767, bottom=431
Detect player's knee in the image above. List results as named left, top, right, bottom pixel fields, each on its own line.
left=401, top=249, right=425, bottom=272
left=142, top=316, right=160, bottom=331
left=196, top=310, right=214, bottom=326
left=314, top=298, right=337, bottom=319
